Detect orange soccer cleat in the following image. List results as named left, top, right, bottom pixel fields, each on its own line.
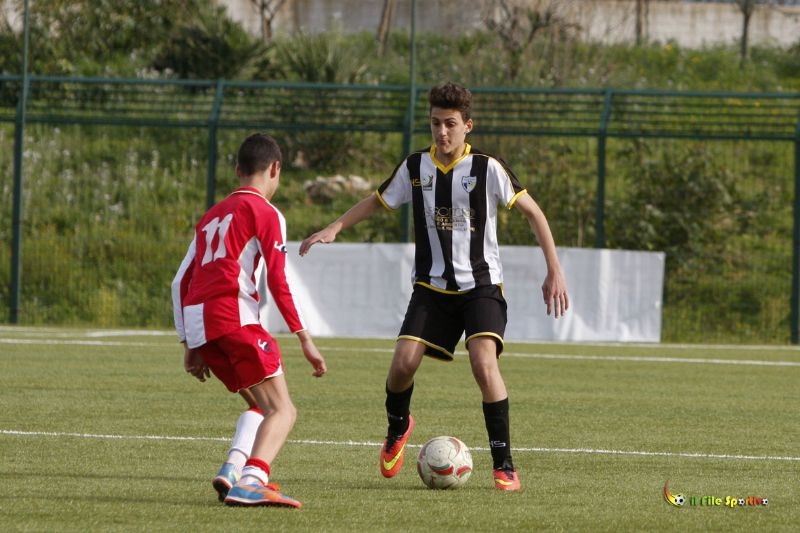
left=493, top=467, right=522, bottom=491
left=380, top=415, right=415, bottom=478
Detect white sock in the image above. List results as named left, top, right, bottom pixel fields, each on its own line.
left=240, top=466, right=269, bottom=486
left=226, top=409, right=264, bottom=471
left=226, top=450, right=248, bottom=472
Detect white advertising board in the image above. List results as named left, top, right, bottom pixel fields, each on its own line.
left=263, top=243, right=665, bottom=343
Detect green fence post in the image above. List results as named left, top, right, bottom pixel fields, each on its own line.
left=595, top=89, right=613, bottom=249
left=206, top=79, right=225, bottom=209
left=9, top=77, right=28, bottom=324
left=9, top=2, right=30, bottom=324
left=792, top=113, right=800, bottom=343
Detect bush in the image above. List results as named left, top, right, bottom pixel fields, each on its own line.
left=151, top=5, right=272, bottom=80
left=607, top=142, right=738, bottom=272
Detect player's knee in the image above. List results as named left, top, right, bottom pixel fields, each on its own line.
left=391, top=341, right=424, bottom=374
left=270, top=400, right=297, bottom=427
left=285, top=401, right=298, bottom=426
left=470, top=360, right=500, bottom=387
left=393, top=360, right=417, bottom=381
left=471, top=368, right=491, bottom=390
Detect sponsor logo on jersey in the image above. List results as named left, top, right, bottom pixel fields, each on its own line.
left=424, top=206, right=476, bottom=232
left=411, top=174, right=435, bottom=190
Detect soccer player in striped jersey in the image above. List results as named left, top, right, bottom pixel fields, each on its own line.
left=299, top=82, right=568, bottom=491
left=172, top=133, right=327, bottom=507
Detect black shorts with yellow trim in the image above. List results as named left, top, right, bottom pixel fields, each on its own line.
left=397, top=283, right=507, bottom=361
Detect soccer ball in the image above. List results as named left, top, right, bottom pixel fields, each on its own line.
left=416, top=436, right=473, bottom=489
left=674, top=494, right=685, bottom=506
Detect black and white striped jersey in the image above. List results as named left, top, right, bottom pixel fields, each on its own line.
left=376, top=144, right=527, bottom=293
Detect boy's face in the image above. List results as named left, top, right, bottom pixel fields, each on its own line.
left=430, top=106, right=472, bottom=160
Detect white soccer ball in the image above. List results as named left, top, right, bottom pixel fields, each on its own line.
left=416, top=436, right=473, bottom=489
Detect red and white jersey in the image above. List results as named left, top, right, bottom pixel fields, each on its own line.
left=172, top=186, right=305, bottom=348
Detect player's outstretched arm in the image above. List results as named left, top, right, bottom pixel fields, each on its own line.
left=299, top=193, right=382, bottom=256
left=295, top=330, right=327, bottom=377
left=514, top=193, right=570, bottom=318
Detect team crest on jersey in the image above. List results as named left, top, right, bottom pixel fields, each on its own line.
left=461, top=175, right=477, bottom=193
left=421, top=174, right=434, bottom=191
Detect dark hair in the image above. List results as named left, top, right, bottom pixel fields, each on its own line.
left=237, top=133, right=282, bottom=176
left=428, top=82, right=472, bottom=121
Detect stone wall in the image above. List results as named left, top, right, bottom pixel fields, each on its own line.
left=222, top=0, right=800, bottom=48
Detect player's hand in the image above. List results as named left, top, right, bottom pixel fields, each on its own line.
left=299, top=227, right=338, bottom=256
left=542, top=270, right=569, bottom=319
left=183, top=346, right=210, bottom=382
left=298, top=334, right=327, bottom=377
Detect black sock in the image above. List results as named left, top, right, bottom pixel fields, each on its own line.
left=483, top=397, right=513, bottom=470
left=385, top=382, right=413, bottom=436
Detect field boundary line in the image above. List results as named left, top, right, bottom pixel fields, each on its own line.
left=313, top=346, right=800, bottom=367
left=3, top=429, right=798, bottom=462
left=0, top=338, right=158, bottom=347
left=3, top=326, right=800, bottom=350
left=2, top=336, right=798, bottom=366
left=503, top=352, right=800, bottom=367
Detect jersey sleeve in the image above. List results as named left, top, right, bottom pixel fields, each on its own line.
left=376, top=157, right=413, bottom=210
left=488, top=157, right=527, bottom=208
left=171, top=237, right=197, bottom=342
left=260, top=205, right=306, bottom=333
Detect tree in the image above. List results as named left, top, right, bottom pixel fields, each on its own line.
left=736, top=0, right=757, bottom=65
left=483, top=0, right=561, bottom=80
left=376, top=0, right=397, bottom=56
left=250, top=0, right=289, bottom=41
left=635, top=0, right=649, bottom=46
left=151, top=4, right=270, bottom=80
left=482, top=0, right=580, bottom=82
left=1, top=0, right=209, bottom=76
left=733, top=0, right=792, bottom=65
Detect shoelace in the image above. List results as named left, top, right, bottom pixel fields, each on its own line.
left=384, top=422, right=410, bottom=451
left=384, top=436, right=398, bottom=451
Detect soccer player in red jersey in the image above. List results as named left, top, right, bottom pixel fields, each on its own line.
left=300, top=83, right=568, bottom=491
left=172, top=133, right=327, bottom=507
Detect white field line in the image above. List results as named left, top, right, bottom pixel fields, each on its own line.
left=2, top=325, right=800, bottom=351
left=2, top=429, right=798, bottom=462
left=503, top=351, right=800, bottom=367
left=2, top=335, right=799, bottom=367
left=0, top=326, right=174, bottom=337
left=0, top=338, right=157, bottom=347
left=3, top=332, right=796, bottom=461
left=316, top=346, right=800, bottom=367
left=293, top=345, right=800, bottom=367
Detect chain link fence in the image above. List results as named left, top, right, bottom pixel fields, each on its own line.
left=1, top=77, right=798, bottom=343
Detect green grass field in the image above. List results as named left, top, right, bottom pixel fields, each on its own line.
left=1, top=326, right=798, bottom=532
